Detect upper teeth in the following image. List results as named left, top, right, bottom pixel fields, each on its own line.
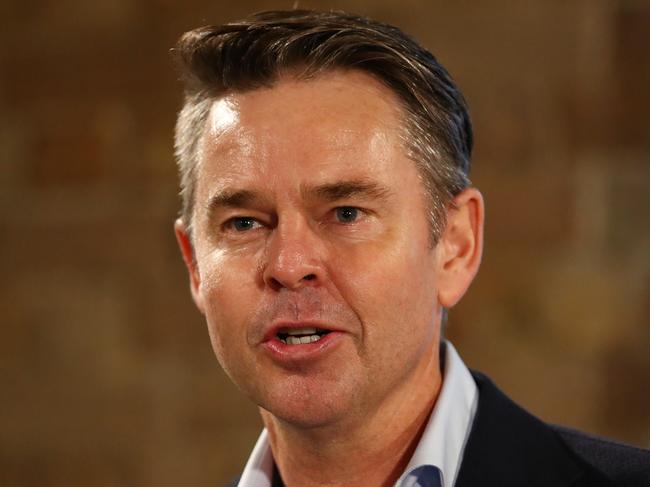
left=278, top=327, right=325, bottom=345
left=286, top=327, right=317, bottom=336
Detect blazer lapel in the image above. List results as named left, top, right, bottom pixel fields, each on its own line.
left=454, top=372, right=614, bottom=487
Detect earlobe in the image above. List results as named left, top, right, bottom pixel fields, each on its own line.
left=174, top=219, right=205, bottom=314
left=436, top=187, right=484, bottom=308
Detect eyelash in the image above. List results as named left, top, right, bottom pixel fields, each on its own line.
left=224, top=217, right=262, bottom=232
left=221, top=206, right=366, bottom=233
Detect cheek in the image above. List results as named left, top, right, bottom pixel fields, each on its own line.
left=330, top=235, right=437, bottom=336
left=196, top=250, right=259, bottom=366
left=197, top=243, right=261, bottom=305
left=196, top=248, right=228, bottom=311
left=337, top=223, right=434, bottom=291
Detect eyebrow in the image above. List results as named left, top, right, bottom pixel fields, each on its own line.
left=304, top=179, right=393, bottom=202
left=205, top=178, right=392, bottom=215
left=206, top=189, right=272, bottom=213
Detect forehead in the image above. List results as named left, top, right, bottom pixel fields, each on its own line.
left=196, top=70, right=415, bottom=200
left=214, top=69, right=405, bottom=130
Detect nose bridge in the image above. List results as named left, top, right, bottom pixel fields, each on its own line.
left=264, top=213, right=322, bottom=289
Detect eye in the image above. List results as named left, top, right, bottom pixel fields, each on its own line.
left=334, top=207, right=359, bottom=223
left=226, top=217, right=260, bottom=232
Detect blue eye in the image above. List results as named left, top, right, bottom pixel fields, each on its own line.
left=335, top=207, right=359, bottom=223
left=230, top=217, right=258, bottom=231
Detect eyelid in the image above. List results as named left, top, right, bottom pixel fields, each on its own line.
left=222, top=215, right=263, bottom=232
left=333, top=205, right=369, bottom=214
left=330, top=205, right=373, bottom=223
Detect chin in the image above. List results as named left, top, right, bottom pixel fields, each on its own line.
left=262, top=403, right=349, bottom=431
left=255, top=377, right=358, bottom=430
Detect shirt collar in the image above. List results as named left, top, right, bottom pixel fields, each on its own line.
left=396, top=341, right=478, bottom=487
left=237, top=428, right=274, bottom=487
left=236, top=341, right=477, bottom=487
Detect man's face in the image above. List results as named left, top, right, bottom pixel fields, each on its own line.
left=185, top=70, right=445, bottom=428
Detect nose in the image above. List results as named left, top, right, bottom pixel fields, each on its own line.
left=262, top=218, right=325, bottom=291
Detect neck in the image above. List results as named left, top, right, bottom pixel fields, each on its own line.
left=261, top=346, right=442, bottom=487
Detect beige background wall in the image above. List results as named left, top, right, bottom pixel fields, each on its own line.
left=1, top=1, right=648, bottom=486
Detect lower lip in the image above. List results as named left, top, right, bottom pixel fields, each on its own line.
left=261, top=332, right=344, bottom=364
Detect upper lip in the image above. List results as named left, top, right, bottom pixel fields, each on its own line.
left=263, top=320, right=342, bottom=342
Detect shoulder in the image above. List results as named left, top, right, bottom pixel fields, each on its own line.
left=461, top=371, right=648, bottom=487
left=552, top=425, right=650, bottom=487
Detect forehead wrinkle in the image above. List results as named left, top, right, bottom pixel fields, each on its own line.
left=206, top=188, right=273, bottom=215
left=301, top=178, right=394, bottom=203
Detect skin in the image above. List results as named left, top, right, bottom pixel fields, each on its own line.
left=175, top=70, right=484, bottom=487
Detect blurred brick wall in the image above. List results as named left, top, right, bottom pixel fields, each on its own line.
left=1, top=1, right=648, bottom=486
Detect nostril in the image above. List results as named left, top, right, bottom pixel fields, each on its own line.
left=266, top=272, right=318, bottom=290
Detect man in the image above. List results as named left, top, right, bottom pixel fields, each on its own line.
left=172, top=10, right=649, bottom=487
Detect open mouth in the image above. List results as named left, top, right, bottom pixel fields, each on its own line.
left=276, top=327, right=331, bottom=345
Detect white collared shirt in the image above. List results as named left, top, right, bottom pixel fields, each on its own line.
left=236, top=342, right=478, bottom=487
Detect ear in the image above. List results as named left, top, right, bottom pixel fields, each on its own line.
left=174, top=219, right=205, bottom=314
left=436, top=187, right=484, bottom=308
